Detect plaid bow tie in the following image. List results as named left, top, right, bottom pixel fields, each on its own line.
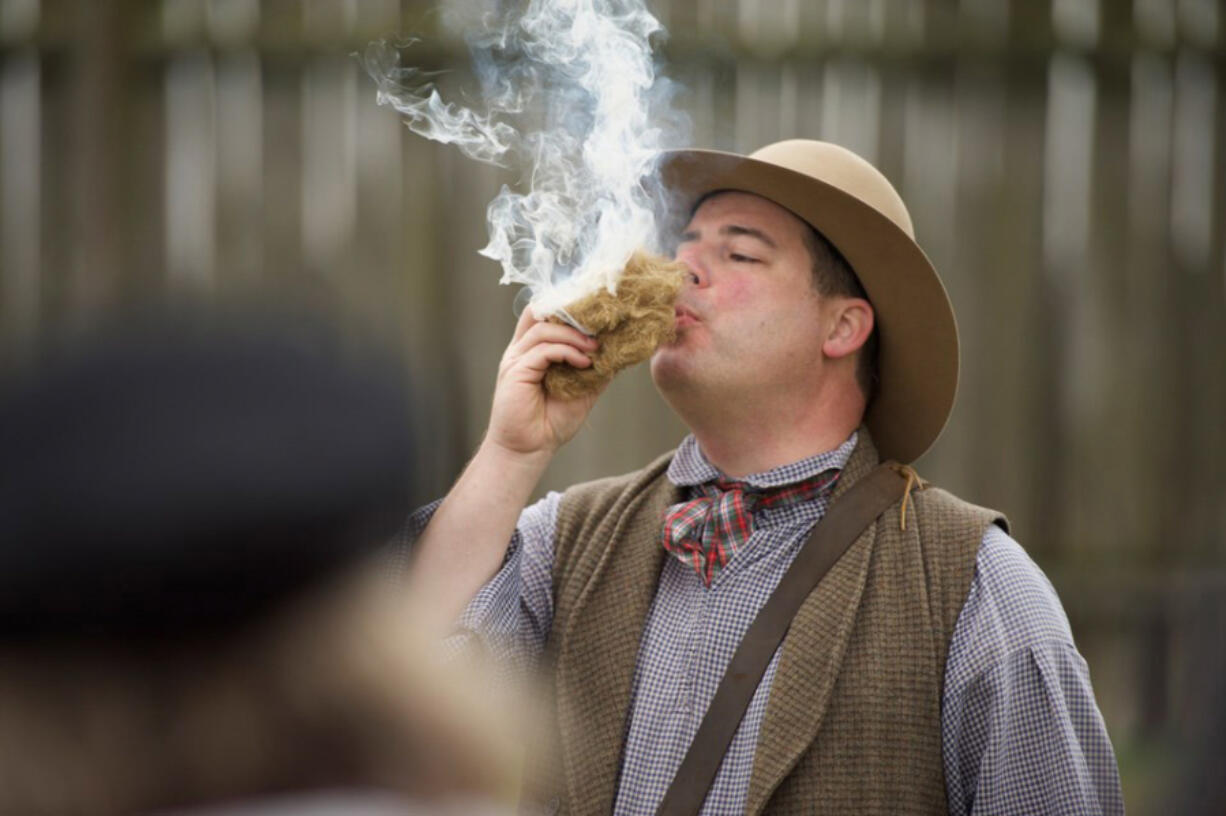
left=661, top=469, right=841, bottom=586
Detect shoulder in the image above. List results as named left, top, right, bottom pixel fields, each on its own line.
left=901, top=483, right=1009, bottom=641
left=947, top=525, right=1076, bottom=689
left=518, top=491, right=564, bottom=548
left=910, top=485, right=1009, bottom=536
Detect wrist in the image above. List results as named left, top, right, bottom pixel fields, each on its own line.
left=476, top=435, right=554, bottom=479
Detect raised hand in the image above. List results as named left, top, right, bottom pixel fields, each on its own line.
left=486, top=307, right=605, bottom=460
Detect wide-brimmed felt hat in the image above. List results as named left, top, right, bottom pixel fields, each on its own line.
left=658, top=139, right=958, bottom=464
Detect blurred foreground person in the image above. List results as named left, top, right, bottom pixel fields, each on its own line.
left=0, top=308, right=518, bottom=816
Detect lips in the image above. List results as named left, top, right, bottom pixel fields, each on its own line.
left=674, top=305, right=700, bottom=328
left=675, top=303, right=701, bottom=319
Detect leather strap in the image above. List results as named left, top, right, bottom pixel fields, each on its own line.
left=655, top=463, right=914, bottom=816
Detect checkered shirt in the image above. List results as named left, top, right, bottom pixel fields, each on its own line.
left=401, top=433, right=1123, bottom=815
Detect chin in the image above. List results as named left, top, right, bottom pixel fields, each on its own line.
left=650, top=347, right=710, bottom=400
left=649, top=347, right=687, bottom=393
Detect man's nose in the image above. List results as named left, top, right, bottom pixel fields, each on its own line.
left=674, top=245, right=709, bottom=287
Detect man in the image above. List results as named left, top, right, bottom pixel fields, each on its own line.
left=405, top=141, right=1123, bottom=814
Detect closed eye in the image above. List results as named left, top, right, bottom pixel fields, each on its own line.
left=729, top=253, right=760, bottom=264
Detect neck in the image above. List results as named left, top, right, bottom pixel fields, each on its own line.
left=673, top=383, right=864, bottom=478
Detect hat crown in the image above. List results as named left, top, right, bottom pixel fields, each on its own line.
left=748, top=140, right=915, bottom=239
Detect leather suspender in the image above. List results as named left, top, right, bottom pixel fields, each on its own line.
left=655, top=463, right=915, bottom=816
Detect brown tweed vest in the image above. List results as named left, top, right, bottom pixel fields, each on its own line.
left=543, top=432, right=1006, bottom=815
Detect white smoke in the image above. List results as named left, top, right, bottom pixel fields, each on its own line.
left=362, top=0, right=687, bottom=323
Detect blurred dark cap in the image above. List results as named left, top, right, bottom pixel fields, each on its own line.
left=0, top=308, right=417, bottom=642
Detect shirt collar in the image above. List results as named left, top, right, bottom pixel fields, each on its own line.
left=666, top=431, right=859, bottom=490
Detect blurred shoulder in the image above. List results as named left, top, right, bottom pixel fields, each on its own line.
left=152, top=791, right=514, bottom=816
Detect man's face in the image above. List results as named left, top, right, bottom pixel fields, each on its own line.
left=650, top=191, right=834, bottom=401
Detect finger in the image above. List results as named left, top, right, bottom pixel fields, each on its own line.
left=512, top=320, right=598, bottom=355
left=511, top=304, right=540, bottom=342
left=515, top=343, right=593, bottom=375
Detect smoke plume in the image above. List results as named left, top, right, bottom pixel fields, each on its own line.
left=362, top=0, right=687, bottom=322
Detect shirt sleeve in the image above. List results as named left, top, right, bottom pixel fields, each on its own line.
left=942, top=525, right=1124, bottom=815
left=400, top=492, right=563, bottom=673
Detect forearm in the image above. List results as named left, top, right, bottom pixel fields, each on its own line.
left=406, top=437, right=552, bottom=634
left=405, top=308, right=598, bottom=635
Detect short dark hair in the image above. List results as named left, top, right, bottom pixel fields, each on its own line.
left=801, top=226, right=879, bottom=404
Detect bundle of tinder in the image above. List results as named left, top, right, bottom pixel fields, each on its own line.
left=543, top=251, right=686, bottom=399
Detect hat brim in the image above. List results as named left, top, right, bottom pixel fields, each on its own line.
left=657, top=148, right=958, bottom=464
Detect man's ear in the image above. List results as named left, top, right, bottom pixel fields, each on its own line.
left=821, top=298, right=874, bottom=360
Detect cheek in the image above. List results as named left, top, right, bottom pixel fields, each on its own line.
left=713, top=278, right=754, bottom=312
left=718, top=279, right=806, bottom=334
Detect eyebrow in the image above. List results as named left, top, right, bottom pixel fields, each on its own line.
left=678, top=224, right=779, bottom=249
